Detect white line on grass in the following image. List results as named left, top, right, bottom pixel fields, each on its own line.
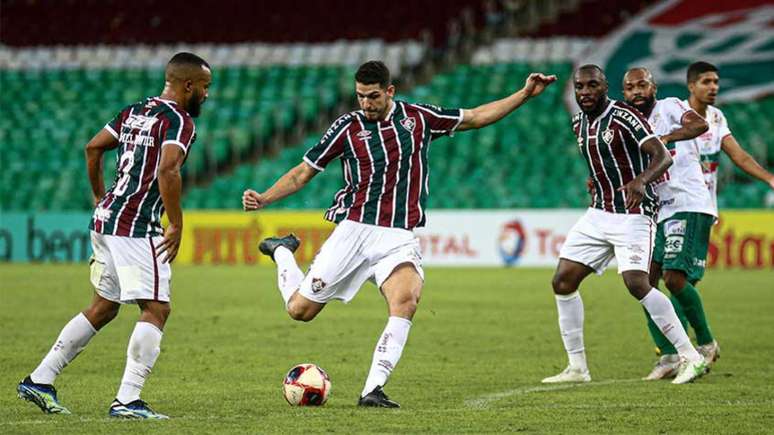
left=466, top=378, right=641, bottom=409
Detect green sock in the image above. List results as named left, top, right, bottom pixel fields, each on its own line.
left=644, top=307, right=677, bottom=355
left=673, top=282, right=714, bottom=345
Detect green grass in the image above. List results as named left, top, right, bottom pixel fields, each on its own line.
left=1, top=265, right=773, bottom=433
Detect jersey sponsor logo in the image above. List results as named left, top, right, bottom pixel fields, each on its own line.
left=320, top=114, right=351, bottom=143
left=612, top=109, right=643, bottom=131
left=664, top=235, right=684, bottom=253
left=602, top=128, right=614, bottom=144
left=400, top=116, right=416, bottom=133
left=93, top=206, right=112, bottom=222
left=356, top=130, right=372, bottom=140
left=577, top=0, right=774, bottom=105
left=125, top=114, right=159, bottom=131
left=665, top=219, right=687, bottom=236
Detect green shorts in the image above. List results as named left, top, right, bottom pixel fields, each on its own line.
left=653, top=212, right=714, bottom=283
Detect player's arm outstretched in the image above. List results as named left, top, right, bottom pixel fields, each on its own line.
left=85, top=129, right=119, bottom=206
left=721, top=135, right=774, bottom=190
left=156, top=144, right=186, bottom=263
left=243, top=162, right=319, bottom=211
left=456, top=73, right=557, bottom=131
left=661, top=111, right=708, bottom=144
left=618, top=137, right=673, bottom=209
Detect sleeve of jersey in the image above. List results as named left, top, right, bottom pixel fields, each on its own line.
left=302, top=117, right=348, bottom=171
left=103, top=110, right=124, bottom=139
left=666, top=98, right=691, bottom=128
left=414, top=103, right=463, bottom=137
left=161, top=115, right=196, bottom=154
left=718, top=110, right=732, bottom=140
left=620, top=108, right=656, bottom=147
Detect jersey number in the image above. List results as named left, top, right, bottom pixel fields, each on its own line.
left=114, top=150, right=135, bottom=195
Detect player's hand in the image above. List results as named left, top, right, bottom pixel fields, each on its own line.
left=586, top=177, right=595, bottom=196
left=156, top=223, right=182, bottom=264
left=243, top=189, right=267, bottom=211
left=768, top=177, right=774, bottom=191
left=522, top=73, right=557, bottom=98
left=617, top=178, right=646, bottom=209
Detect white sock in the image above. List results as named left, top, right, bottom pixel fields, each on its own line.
left=639, top=289, right=702, bottom=361
left=361, top=316, right=412, bottom=397
left=116, top=322, right=163, bottom=404
left=274, top=246, right=304, bottom=306
left=30, top=312, right=97, bottom=385
left=555, top=292, right=587, bottom=372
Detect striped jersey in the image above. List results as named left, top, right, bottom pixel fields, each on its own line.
left=646, top=98, right=715, bottom=222
left=90, top=97, right=196, bottom=237
left=303, top=100, right=463, bottom=230
left=572, top=99, right=658, bottom=217
left=684, top=102, right=731, bottom=218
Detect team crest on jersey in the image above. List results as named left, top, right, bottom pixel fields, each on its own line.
left=602, top=128, right=614, bottom=144
left=400, top=117, right=416, bottom=132
left=311, top=278, right=326, bottom=293
left=357, top=130, right=372, bottom=140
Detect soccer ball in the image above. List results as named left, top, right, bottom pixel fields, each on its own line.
left=282, top=363, right=331, bottom=406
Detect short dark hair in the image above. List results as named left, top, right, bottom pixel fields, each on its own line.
left=687, top=61, right=717, bottom=83
left=355, top=61, right=391, bottom=88
left=577, top=64, right=606, bottom=80
left=168, top=52, right=210, bottom=70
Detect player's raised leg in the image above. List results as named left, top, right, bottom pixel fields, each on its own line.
left=622, top=271, right=706, bottom=384
left=258, top=233, right=326, bottom=321
left=109, top=300, right=169, bottom=420
left=542, top=259, right=594, bottom=384
left=18, top=293, right=119, bottom=415
left=358, top=263, right=421, bottom=408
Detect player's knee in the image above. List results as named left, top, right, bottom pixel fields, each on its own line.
left=623, top=274, right=650, bottom=299
left=286, top=302, right=315, bottom=322
left=663, top=271, right=687, bottom=293
left=551, top=273, right=576, bottom=295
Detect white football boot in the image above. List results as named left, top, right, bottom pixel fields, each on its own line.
left=671, top=357, right=708, bottom=384
left=643, top=354, right=681, bottom=380
left=541, top=366, right=591, bottom=384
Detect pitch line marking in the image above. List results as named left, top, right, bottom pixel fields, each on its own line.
left=465, top=378, right=641, bottom=408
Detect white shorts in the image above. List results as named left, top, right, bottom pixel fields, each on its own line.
left=89, top=231, right=171, bottom=304
left=298, top=220, right=424, bottom=304
left=559, top=208, right=655, bottom=274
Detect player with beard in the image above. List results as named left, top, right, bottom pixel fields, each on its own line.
left=542, top=64, right=708, bottom=385
left=622, top=67, right=718, bottom=380
left=17, top=52, right=211, bottom=419
left=243, top=60, right=556, bottom=407
left=629, top=62, right=774, bottom=379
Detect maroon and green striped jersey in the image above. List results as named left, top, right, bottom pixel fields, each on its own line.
left=90, top=97, right=196, bottom=237
left=572, top=100, right=659, bottom=217
left=304, top=100, right=463, bottom=230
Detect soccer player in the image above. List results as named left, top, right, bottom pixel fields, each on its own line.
left=632, top=61, right=774, bottom=378
left=243, top=60, right=556, bottom=407
left=622, top=66, right=717, bottom=380
left=542, top=65, right=707, bottom=385
left=17, top=53, right=211, bottom=419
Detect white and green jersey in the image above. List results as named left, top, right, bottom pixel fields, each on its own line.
left=678, top=101, right=732, bottom=218
left=648, top=97, right=715, bottom=222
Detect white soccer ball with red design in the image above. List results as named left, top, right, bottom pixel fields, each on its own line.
left=282, top=363, right=331, bottom=406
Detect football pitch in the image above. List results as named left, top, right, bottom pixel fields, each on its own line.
left=1, top=264, right=772, bottom=434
